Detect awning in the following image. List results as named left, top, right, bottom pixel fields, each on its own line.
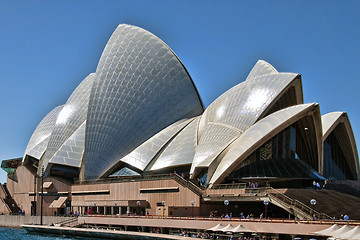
left=43, top=182, right=53, bottom=188
left=207, top=224, right=224, bottom=231
left=220, top=224, right=235, bottom=232
left=341, top=226, right=360, bottom=240
left=312, top=224, right=341, bottom=236
left=331, top=225, right=353, bottom=239
left=49, top=197, right=68, bottom=208
left=230, top=224, right=253, bottom=233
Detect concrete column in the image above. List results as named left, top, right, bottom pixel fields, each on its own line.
left=104, top=206, right=107, bottom=215
left=127, top=206, right=130, bottom=215
left=111, top=206, right=114, bottom=215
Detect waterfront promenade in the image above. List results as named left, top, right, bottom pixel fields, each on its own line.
left=3, top=214, right=360, bottom=239
left=2, top=214, right=360, bottom=239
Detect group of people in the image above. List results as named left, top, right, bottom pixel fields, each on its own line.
left=180, top=230, right=261, bottom=240
left=247, top=182, right=259, bottom=188
left=339, top=214, right=350, bottom=220
left=312, top=180, right=321, bottom=190
left=209, top=211, right=258, bottom=220
left=18, top=210, right=25, bottom=215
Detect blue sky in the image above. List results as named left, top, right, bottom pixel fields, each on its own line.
left=0, top=1, right=359, bottom=183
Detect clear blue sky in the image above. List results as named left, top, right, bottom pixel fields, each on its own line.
left=1, top=1, right=359, bottom=183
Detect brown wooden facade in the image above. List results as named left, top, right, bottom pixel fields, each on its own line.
left=6, top=166, right=200, bottom=217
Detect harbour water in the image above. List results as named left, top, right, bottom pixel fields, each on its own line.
left=0, top=227, right=97, bottom=240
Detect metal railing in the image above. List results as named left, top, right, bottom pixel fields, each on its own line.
left=268, top=188, right=331, bottom=220
left=0, top=184, right=9, bottom=198
left=75, top=173, right=180, bottom=185
left=0, top=197, right=11, bottom=214
left=172, top=173, right=203, bottom=195
left=54, top=217, right=78, bottom=227
left=211, top=183, right=247, bottom=189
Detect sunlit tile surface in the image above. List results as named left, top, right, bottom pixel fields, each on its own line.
left=120, top=119, right=193, bottom=171
left=151, top=117, right=200, bottom=170
left=23, top=105, right=64, bottom=161
left=41, top=74, right=95, bottom=171
left=84, top=25, right=203, bottom=179
left=49, top=122, right=86, bottom=168
left=192, top=61, right=298, bottom=175
left=321, top=112, right=343, bottom=137
left=209, top=104, right=316, bottom=185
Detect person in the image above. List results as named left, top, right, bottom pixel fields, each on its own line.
left=316, top=182, right=320, bottom=190
left=313, top=180, right=316, bottom=189
left=260, top=212, right=264, bottom=219
left=344, top=214, right=349, bottom=220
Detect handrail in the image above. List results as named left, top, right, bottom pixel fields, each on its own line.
left=0, top=197, right=11, bottom=214
left=172, top=173, right=203, bottom=195
left=75, top=173, right=178, bottom=185
left=0, top=184, right=9, bottom=198
left=211, top=183, right=247, bottom=189
left=268, top=188, right=331, bottom=220
left=59, top=218, right=79, bottom=227
left=54, top=216, right=78, bottom=226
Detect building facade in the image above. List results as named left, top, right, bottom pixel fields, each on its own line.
left=1, top=24, right=359, bottom=218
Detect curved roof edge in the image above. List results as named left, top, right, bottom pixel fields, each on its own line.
left=41, top=73, right=95, bottom=172
left=23, top=105, right=64, bottom=163
left=322, top=112, right=360, bottom=179
left=149, top=116, right=200, bottom=171
left=209, top=103, right=322, bottom=186
left=258, top=74, right=304, bottom=120
left=246, top=60, right=278, bottom=79
left=48, top=121, right=86, bottom=169
left=99, top=24, right=205, bottom=111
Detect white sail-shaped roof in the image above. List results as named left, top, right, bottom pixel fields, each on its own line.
left=23, top=105, right=64, bottom=161
left=191, top=60, right=301, bottom=177
left=150, top=116, right=200, bottom=171
left=84, top=24, right=204, bottom=179
left=209, top=103, right=321, bottom=185
left=322, top=112, right=359, bottom=179
left=40, top=73, right=95, bottom=172
left=48, top=122, right=86, bottom=168
left=118, top=118, right=193, bottom=172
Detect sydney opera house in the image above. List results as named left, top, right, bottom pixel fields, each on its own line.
left=1, top=24, right=359, bottom=221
